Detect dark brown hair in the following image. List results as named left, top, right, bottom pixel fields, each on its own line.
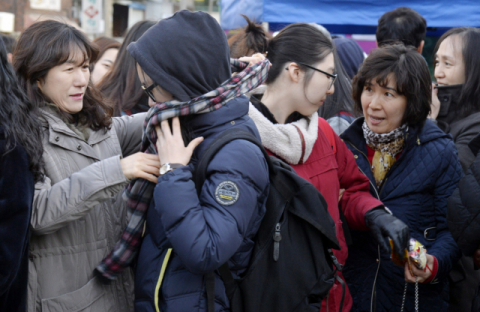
left=434, top=27, right=480, bottom=118
left=352, top=44, right=431, bottom=126
left=228, top=15, right=271, bottom=58
left=92, top=36, right=120, bottom=65
left=13, top=20, right=113, bottom=130
left=97, top=20, right=155, bottom=116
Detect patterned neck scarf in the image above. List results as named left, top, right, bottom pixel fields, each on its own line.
left=95, top=59, right=270, bottom=280
left=362, top=121, right=407, bottom=188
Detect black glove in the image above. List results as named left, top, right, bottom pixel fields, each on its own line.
left=365, top=207, right=410, bottom=256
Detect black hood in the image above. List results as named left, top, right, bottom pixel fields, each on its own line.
left=127, top=10, right=231, bottom=102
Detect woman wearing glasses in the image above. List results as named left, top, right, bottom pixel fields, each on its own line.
left=247, top=23, right=409, bottom=312
left=13, top=20, right=158, bottom=311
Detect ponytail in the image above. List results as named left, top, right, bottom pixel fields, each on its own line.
left=228, top=15, right=271, bottom=58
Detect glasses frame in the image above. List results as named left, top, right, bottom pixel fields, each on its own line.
left=139, top=66, right=158, bottom=103
left=141, top=82, right=158, bottom=103
left=295, top=62, right=337, bottom=90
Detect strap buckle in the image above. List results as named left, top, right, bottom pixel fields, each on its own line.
left=424, top=227, right=436, bottom=241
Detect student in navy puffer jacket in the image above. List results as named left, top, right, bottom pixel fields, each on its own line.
left=127, top=11, right=270, bottom=312
left=341, top=45, right=462, bottom=311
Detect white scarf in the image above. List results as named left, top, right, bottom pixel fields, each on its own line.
left=248, top=103, right=318, bottom=165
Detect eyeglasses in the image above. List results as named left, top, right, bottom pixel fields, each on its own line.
left=290, top=62, right=337, bottom=90
left=139, top=66, right=158, bottom=103
left=141, top=82, right=157, bottom=103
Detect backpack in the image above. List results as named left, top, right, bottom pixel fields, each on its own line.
left=194, top=127, right=340, bottom=312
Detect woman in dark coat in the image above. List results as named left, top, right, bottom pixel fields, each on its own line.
left=94, top=11, right=271, bottom=312
left=0, top=35, right=43, bottom=312
left=432, top=27, right=480, bottom=312
left=448, top=134, right=480, bottom=263
left=341, top=44, right=462, bottom=311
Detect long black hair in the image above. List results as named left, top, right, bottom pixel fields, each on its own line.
left=434, top=27, right=480, bottom=118
left=266, top=23, right=333, bottom=86
left=0, top=37, right=44, bottom=182
left=97, top=20, right=155, bottom=116
left=318, top=49, right=357, bottom=120
left=265, top=23, right=356, bottom=120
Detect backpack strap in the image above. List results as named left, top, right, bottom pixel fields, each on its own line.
left=318, top=117, right=336, bottom=154
left=320, top=119, right=349, bottom=312
left=195, top=128, right=272, bottom=312
left=206, top=271, right=216, bottom=312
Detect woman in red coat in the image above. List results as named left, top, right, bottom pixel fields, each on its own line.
left=245, top=23, right=410, bottom=312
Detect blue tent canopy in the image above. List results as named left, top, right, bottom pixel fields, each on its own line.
left=221, top=0, right=480, bottom=33
left=220, top=0, right=263, bottom=30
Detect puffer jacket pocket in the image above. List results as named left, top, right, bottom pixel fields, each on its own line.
left=41, top=276, right=105, bottom=312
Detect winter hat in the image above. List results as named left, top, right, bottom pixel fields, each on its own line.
left=128, top=10, right=231, bottom=102
left=333, top=37, right=365, bottom=80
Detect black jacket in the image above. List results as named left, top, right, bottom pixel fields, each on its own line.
left=436, top=84, right=480, bottom=172
left=0, top=130, right=34, bottom=312
left=448, top=133, right=480, bottom=256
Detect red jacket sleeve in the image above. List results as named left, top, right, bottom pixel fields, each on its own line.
left=336, top=134, right=384, bottom=230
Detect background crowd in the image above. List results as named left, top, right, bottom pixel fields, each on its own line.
left=1, top=5, right=480, bottom=312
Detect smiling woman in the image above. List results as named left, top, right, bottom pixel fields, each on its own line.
left=13, top=20, right=160, bottom=312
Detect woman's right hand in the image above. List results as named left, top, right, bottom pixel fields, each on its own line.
left=120, top=152, right=161, bottom=183
left=429, top=83, right=441, bottom=120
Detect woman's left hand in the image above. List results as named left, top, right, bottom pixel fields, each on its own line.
left=404, top=254, right=435, bottom=283
left=155, top=117, right=203, bottom=166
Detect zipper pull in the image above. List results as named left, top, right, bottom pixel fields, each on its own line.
left=328, top=249, right=343, bottom=271
left=273, top=223, right=282, bottom=261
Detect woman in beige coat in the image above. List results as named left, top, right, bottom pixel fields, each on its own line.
left=13, top=20, right=160, bottom=311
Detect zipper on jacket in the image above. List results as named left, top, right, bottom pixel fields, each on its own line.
left=155, top=248, right=173, bottom=312
left=273, top=223, right=282, bottom=261
left=343, top=140, right=380, bottom=199
left=379, top=178, right=388, bottom=197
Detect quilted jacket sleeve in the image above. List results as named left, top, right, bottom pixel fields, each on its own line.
left=152, top=140, right=269, bottom=274
left=447, top=148, right=480, bottom=257
left=336, top=134, right=384, bottom=231
left=427, top=139, right=462, bottom=281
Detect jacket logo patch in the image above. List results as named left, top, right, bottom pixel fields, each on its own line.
left=215, top=181, right=239, bottom=206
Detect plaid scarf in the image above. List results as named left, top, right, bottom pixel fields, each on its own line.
left=95, top=58, right=270, bottom=280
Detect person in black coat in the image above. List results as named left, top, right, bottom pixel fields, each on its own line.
left=449, top=133, right=480, bottom=261
left=432, top=27, right=480, bottom=312
left=0, top=36, right=44, bottom=312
